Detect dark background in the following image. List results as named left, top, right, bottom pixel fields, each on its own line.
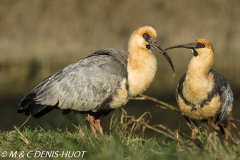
left=0, top=0, right=239, bottom=136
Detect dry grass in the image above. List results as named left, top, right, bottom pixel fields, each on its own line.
left=3, top=94, right=240, bottom=159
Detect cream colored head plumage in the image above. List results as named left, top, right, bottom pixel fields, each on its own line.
left=193, top=38, right=214, bottom=60
left=128, top=26, right=157, bottom=52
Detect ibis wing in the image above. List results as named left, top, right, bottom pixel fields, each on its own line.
left=217, top=84, right=233, bottom=125
left=211, top=70, right=233, bottom=125
left=175, top=73, right=186, bottom=102
left=18, top=48, right=128, bottom=117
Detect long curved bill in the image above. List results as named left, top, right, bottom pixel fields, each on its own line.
left=150, top=40, right=175, bottom=76
left=163, top=42, right=198, bottom=51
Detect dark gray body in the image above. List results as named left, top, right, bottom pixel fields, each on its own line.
left=17, top=48, right=129, bottom=119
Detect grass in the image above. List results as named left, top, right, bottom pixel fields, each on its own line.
left=1, top=126, right=173, bottom=160
left=1, top=95, right=240, bottom=160
left=1, top=120, right=240, bottom=160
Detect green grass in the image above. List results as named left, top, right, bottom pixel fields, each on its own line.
left=1, top=111, right=240, bottom=160
left=0, top=126, right=188, bottom=160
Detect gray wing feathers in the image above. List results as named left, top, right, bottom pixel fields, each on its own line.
left=31, top=48, right=128, bottom=112
left=210, top=70, right=233, bottom=125
left=218, top=84, right=233, bottom=124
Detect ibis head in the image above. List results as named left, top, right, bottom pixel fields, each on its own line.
left=164, top=38, right=214, bottom=58
left=128, top=26, right=175, bottom=74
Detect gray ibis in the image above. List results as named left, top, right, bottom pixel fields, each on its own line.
left=17, top=26, right=174, bottom=135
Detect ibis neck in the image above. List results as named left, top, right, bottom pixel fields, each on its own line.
left=187, top=55, right=214, bottom=77
left=183, top=56, right=214, bottom=104
left=127, top=48, right=157, bottom=96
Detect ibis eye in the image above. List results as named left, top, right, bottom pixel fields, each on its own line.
left=199, top=43, right=205, bottom=48
left=143, top=33, right=148, bottom=39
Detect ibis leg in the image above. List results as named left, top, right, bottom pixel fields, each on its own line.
left=95, top=119, right=103, bottom=135
left=87, top=114, right=103, bottom=135
left=87, top=114, right=96, bottom=134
